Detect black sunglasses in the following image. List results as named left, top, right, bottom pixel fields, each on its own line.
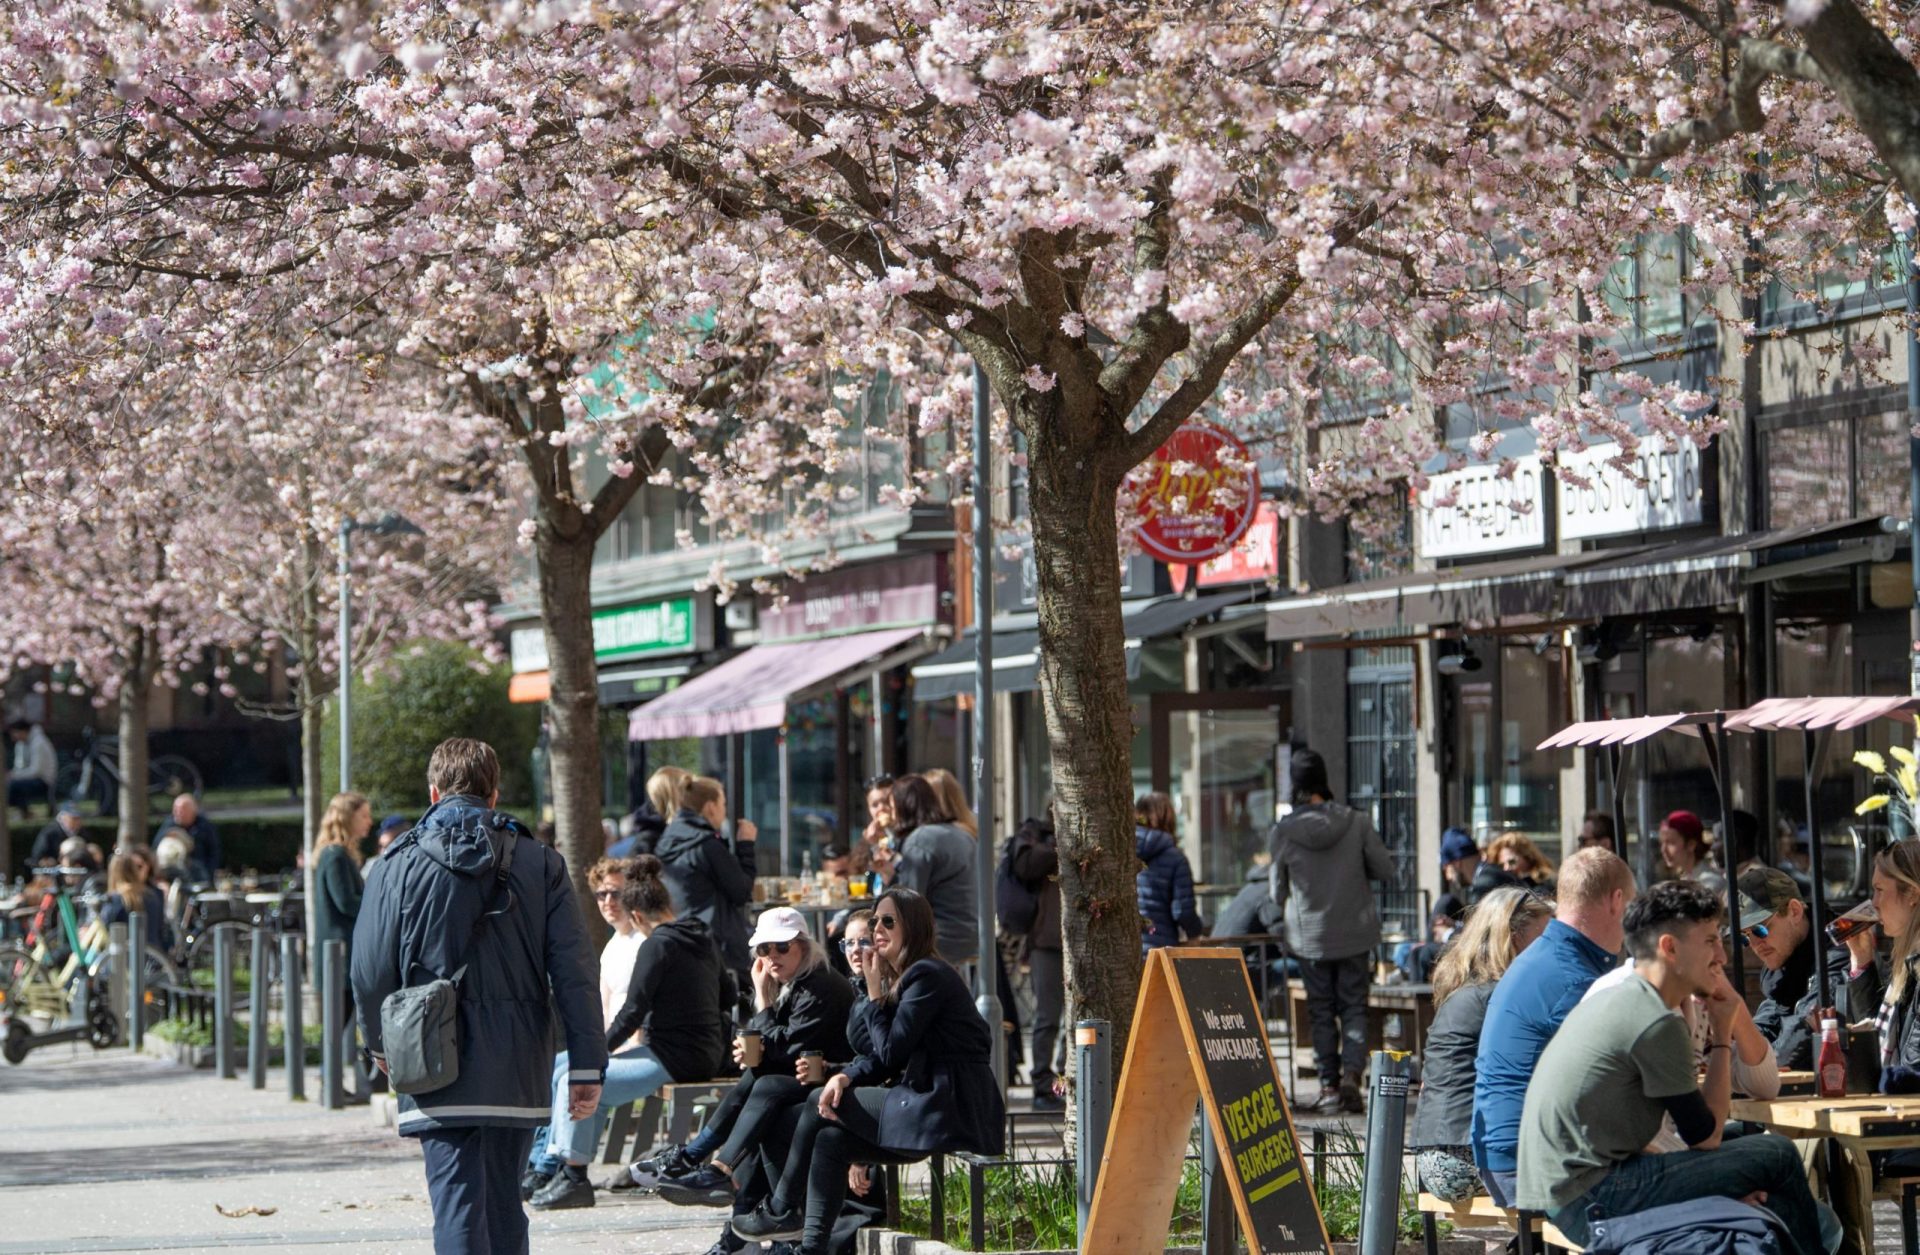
left=873, top=912, right=899, bottom=931
left=755, top=940, right=794, bottom=957
left=593, top=890, right=620, bottom=902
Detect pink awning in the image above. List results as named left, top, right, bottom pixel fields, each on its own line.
left=628, top=626, right=928, bottom=741
left=1536, top=713, right=1708, bottom=751
left=1723, top=695, right=1920, bottom=733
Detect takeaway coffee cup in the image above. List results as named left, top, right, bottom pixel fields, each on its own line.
left=737, top=1031, right=763, bottom=1068
left=798, top=1051, right=826, bottom=1084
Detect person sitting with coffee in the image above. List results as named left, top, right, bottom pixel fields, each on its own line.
left=638, top=907, right=854, bottom=1216
left=731, top=887, right=1004, bottom=1253
left=528, top=855, right=733, bottom=1211
left=1736, top=867, right=1844, bottom=1071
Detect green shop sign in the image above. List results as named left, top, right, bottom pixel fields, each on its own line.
left=594, top=598, right=695, bottom=661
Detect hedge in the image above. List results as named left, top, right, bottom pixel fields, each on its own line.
left=74, top=816, right=305, bottom=873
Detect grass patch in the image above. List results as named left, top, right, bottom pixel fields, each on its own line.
left=895, top=1128, right=1438, bottom=1249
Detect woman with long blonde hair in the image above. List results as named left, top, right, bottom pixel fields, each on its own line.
left=922, top=768, right=977, bottom=838
left=1839, top=840, right=1920, bottom=1083
left=1410, top=887, right=1554, bottom=1201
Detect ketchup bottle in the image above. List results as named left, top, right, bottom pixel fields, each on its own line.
left=1818, top=1018, right=1848, bottom=1098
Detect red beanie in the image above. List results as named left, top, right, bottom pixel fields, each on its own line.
left=1662, top=810, right=1705, bottom=844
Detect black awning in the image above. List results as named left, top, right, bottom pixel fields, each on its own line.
left=1263, top=550, right=1628, bottom=641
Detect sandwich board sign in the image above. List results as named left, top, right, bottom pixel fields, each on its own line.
left=1084, top=947, right=1331, bottom=1255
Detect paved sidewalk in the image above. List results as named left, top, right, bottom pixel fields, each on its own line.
left=0, top=1043, right=727, bottom=1253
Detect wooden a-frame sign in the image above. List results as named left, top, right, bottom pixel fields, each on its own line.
left=1084, top=947, right=1332, bottom=1255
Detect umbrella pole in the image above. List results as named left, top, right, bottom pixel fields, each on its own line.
left=1707, top=713, right=1741, bottom=991
left=1804, top=726, right=1830, bottom=1005
left=1606, top=743, right=1628, bottom=871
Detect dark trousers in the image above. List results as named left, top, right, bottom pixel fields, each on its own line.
left=1029, top=947, right=1065, bottom=1087
left=685, top=1071, right=758, bottom=1160
left=770, top=1087, right=925, bottom=1255
left=6, top=777, right=48, bottom=814
left=710, top=1073, right=808, bottom=1167
left=1298, top=954, right=1370, bottom=1080
left=419, top=1125, right=537, bottom=1255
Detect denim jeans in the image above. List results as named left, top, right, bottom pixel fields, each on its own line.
left=543, top=1046, right=672, bottom=1166
left=1549, top=1134, right=1825, bottom=1255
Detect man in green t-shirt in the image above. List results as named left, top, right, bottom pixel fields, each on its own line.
left=1516, top=880, right=1825, bottom=1252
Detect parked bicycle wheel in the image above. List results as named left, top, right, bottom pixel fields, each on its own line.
left=183, top=922, right=268, bottom=988
left=88, top=945, right=181, bottom=1024
left=148, top=755, right=202, bottom=800
left=0, top=945, right=63, bottom=1027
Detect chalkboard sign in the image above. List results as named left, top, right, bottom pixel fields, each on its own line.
left=1084, top=948, right=1331, bottom=1255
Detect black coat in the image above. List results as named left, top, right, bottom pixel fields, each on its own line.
left=1843, top=952, right=1920, bottom=1076
left=28, top=821, right=69, bottom=867
left=747, top=961, right=857, bottom=1071
left=1755, top=934, right=1847, bottom=1071
left=604, top=916, right=734, bottom=1082
left=99, top=885, right=171, bottom=951
left=313, top=843, right=365, bottom=950
left=657, top=811, right=757, bottom=973
left=1408, top=981, right=1492, bottom=1149
left=609, top=801, right=669, bottom=859
left=842, top=958, right=1005, bottom=1157
left=1009, top=817, right=1061, bottom=952
left=350, top=796, right=606, bottom=1135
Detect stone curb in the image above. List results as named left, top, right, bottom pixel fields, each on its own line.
left=855, top=1230, right=1485, bottom=1255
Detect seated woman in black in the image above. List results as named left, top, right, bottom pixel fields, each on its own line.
left=641, top=904, right=854, bottom=1208
left=732, top=887, right=1004, bottom=1253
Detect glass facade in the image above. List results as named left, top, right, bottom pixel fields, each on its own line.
left=1444, top=637, right=1566, bottom=859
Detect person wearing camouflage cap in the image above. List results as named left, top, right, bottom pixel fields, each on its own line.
left=1735, top=866, right=1844, bottom=1071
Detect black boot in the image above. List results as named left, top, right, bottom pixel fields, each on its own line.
left=1338, top=1069, right=1366, bottom=1114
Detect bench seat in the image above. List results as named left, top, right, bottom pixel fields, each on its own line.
left=1416, top=1193, right=1581, bottom=1254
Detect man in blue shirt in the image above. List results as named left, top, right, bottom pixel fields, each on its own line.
left=1471, top=846, right=1635, bottom=1205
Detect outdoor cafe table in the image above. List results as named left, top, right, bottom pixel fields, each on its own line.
left=1730, top=1094, right=1920, bottom=1254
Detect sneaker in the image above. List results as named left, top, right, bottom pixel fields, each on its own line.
left=766, top=1244, right=801, bottom=1255
left=519, top=1168, right=554, bottom=1202
left=1338, top=1072, right=1366, bottom=1115
left=529, top=1169, right=596, bottom=1211
left=1031, top=1089, right=1065, bottom=1113
left=700, top=1235, right=745, bottom=1255
left=627, top=1146, right=699, bottom=1189
left=731, top=1204, right=804, bottom=1243
left=658, top=1165, right=736, bottom=1207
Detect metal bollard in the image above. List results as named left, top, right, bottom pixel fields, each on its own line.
left=321, top=939, right=345, bottom=1110
left=127, top=911, right=146, bottom=1052
left=282, top=934, right=305, bottom=1101
left=248, top=927, right=268, bottom=1089
left=214, top=925, right=236, bottom=1080
left=1074, top=1019, right=1112, bottom=1242
left=1359, top=1051, right=1413, bottom=1255
left=105, top=922, right=129, bottom=1047
left=1200, top=1110, right=1237, bottom=1255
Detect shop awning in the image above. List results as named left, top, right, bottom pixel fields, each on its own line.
left=909, top=590, right=1249, bottom=702
left=627, top=626, right=929, bottom=740
left=1562, top=515, right=1901, bottom=619
left=508, top=672, right=550, bottom=704
left=1263, top=550, right=1625, bottom=642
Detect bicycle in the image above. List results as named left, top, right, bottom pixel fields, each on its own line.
left=0, top=868, right=176, bottom=1059
left=53, top=727, right=203, bottom=817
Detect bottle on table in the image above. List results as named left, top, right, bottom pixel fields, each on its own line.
left=1817, top=1017, right=1848, bottom=1098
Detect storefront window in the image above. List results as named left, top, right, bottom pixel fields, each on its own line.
left=1857, top=411, right=1912, bottom=520
left=1765, top=418, right=1852, bottom=527
left=1445, top=638, right=1565, bottom=858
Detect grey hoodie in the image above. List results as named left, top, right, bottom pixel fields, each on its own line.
left=1267, top=801, right=1395, bottom=961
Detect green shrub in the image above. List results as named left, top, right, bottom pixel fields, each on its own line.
left=78, top=817, right=305, bottom=872
left=149, top=1015, right=323, bottom=1064
left=322, top=641, right=539, bottom=814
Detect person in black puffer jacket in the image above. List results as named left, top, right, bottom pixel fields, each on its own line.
left=733, top=889, right=1004, bottom=1255
left=1010, top=809, right=1065, bottom=1106
left=1136, top=792, right=1206, bottom=954
left=529, top=854, right=734, bottom=1210
left=611, top=766, right=690, bottom=859
left=657, top=776, right=757, bottom=978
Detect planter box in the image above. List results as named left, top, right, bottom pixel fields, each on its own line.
left=141, top=1035, right=215, bottom=1068
left=857, top=1230, right=1485, bottom=1255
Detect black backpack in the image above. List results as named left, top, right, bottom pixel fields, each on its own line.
left=995, top=832, right=1041, bottom=935
left=1585, top=1197, right=1792, bottom=1255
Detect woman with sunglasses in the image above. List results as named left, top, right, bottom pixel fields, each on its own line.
left=734, top=887, right=1004, bottom=1251
left=529, top=855, right=733, bottom=1211
left=641, top=907, right=855, bottom=1207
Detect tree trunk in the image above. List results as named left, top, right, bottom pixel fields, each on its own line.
left=116, top=627, right=152, bottom=851
left=536, top=523, right=609, bottom=949
left=1025, top=418, right=1143, bottom=1093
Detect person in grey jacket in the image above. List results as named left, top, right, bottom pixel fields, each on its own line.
left=1268, top=746, right=1395, bottom=1113
left=871, top=774, right=978, bottom=966
left=657, top=775, right=758, bottom=978
left=351, top=738, right=607, bottom=1255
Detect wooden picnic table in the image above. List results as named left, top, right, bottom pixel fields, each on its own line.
left=1729, top=1094, right=1920, bottom=1150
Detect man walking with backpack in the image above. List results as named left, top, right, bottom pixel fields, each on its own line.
left=352, top=738, right=606, bottom=1254
left=1002, top=804, right=1063, bottom=1110
left=1268, top=747, right=1395, bottom=1114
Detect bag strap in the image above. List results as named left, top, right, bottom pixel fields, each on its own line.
left=450, top=815, right=521, bottom=987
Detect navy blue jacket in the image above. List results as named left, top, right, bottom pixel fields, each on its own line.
left=1136, top=827, right=1205, bottom=952
left=842, top=958, right=1004, bottom=1157
left=350, top=796, right=607, bottom=1136
left=657, top=810, right=757, bottom=973
left=153, top=815, right=221, bottom=881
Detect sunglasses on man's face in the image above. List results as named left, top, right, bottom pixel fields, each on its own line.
left=1740, top=922, right=1771, bottom=946
left=755, top=940, right=794, bottom=958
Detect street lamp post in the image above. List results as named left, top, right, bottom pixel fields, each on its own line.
left=337, top=513, right=424, bottom=794
left=970, top=361, right=1006, bottom=1093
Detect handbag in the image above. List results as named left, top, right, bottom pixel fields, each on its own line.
left=379, top=814, right=517, bottom=1095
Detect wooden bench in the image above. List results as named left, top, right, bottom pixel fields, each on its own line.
left=1416, top=1193, right=1581, bottom=1255
left=599, top=1081, right=735, bottom=1166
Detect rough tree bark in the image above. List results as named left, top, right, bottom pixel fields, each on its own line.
left=115, top=626, right=153, bottom=851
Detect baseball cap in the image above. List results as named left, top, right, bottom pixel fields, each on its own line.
left=748, top=906, right=811, bottom=948
left=1737, top=866, right=1801, bottom=931
left=1440, top=827, right=1477, bottom=866
left=378, top=814, right=411, bottom=835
